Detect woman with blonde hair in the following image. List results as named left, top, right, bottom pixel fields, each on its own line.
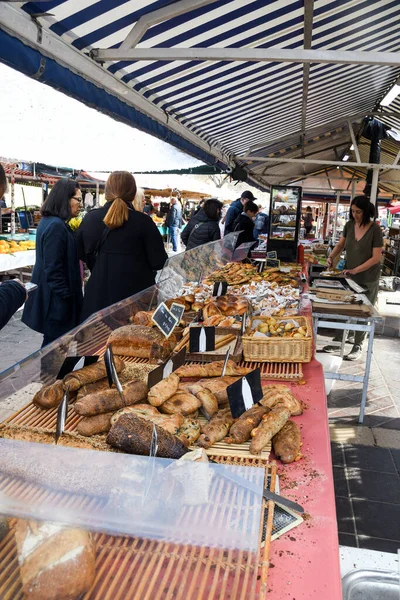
left=77, top=171, right=167, bottom=321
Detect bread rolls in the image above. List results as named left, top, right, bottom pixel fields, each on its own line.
left=14, top=520, right=96, bottom=600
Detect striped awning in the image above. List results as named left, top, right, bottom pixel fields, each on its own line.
left=1, top=1, right=400, bottom=191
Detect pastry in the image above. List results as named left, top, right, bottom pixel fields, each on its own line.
left=260, top=385, right=303, bottom=416
left=272, top=420, right=303, bottom=463
left=14, top=520, right=96, bottom=600
left=186, top=384, right=218, bottom=420
left=250, top=406, right=290, bottom=455
left=107, top=324, right=176, bottom=360
left=197, top=408, right=234, bottom=449
left=74, top=380, right=147, bottom=416
left=175, top=418, right=201, bottom=445
left=226, top=404, right=269, bottom=444
left=106, top=414, right=189, bottom=458
left=32, top=380, right=65, bottom=409
left=159, top=392, right=202, bottom=416
left=148, top=373, right=180, bottom=407
left=63, top=357, right=125, bottom=392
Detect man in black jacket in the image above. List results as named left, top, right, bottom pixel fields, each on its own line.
left=224, top=190, right=257, bottom=235
left=165, top=197, right=182, bottom=252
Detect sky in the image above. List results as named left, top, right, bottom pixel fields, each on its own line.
left=0, top=63, right=203, bottom=172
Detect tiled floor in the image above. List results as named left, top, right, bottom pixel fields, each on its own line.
left=332, top=442, right=400, bottom=553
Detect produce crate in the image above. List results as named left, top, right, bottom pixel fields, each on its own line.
left=242, top=315, right=313, bottom=363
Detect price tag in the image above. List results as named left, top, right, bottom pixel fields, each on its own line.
left=189, top=326, right=215, bottom=353
left=267, top=250, right=277, bottom=259
left=212, top=281, right=228, bottom=297
left=226, top=369, right=263, bottom=419
left=170, top=302, right=185, bottom=323
left=56, top=356, right=99, bottom=380
left=151, top=302, right=179, bottom=338
left=147, top=348, right=187, bottom=389
left=266, top=258, right=281, bottom=268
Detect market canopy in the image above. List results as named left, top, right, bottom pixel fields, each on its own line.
left=2, top=1, right=400, bottom=193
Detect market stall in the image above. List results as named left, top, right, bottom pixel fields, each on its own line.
left=0, top=236, right=341, bottom=599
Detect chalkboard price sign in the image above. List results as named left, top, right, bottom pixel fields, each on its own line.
left=267, top=250, right=277, bottom=259
left=266, top=258, right=280, bottom=268
left=170, top=302, right=185, bottom=323
left=151, top=302, right=178, bottom=338
left=212, top=281, right=228, bottom=297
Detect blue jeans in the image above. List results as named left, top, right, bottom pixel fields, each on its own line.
left=169, top=226, right=179, bottom=251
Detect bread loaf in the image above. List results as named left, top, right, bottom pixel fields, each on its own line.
left=76, top=412, right=114, bottom=436
left=74, top=380, right=147, bottom=416
left=107, top=325, right=176, bottom=360
left=148, top=373, right=180, bottom=407
left=14, top=520, right=96, bottom=600
left=63, top=357, right=125, bottom=392
left=32, top=380, right=65, bottom=409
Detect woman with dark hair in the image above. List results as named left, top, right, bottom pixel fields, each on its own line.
left=303, top=206, right=313, bottom=238
left=181, top=198, right=223, bottom=251
left=323, top=195, right=383, bottom=360
left=77, top=171, right=167, bottom=321
left=22, top=178, right=83, bottom=346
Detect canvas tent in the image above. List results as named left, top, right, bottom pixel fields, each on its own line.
left=2, top=1, right=400, bottom=198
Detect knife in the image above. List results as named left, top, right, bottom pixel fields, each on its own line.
left=211, top=464, right=304, bottom=514
left=221, top=347, right=231, bottom=377
left=55, top=386, right=69, bottom=445
left=104, top=344, right=125, bottom=405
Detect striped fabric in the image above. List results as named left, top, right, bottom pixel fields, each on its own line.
left=18, top=0, right=400, bottom=185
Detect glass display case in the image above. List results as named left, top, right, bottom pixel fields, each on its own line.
left=267, top=185, right=302, bottom=262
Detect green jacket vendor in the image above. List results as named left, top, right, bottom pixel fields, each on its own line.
left=324, top=195, right=383, bottom=361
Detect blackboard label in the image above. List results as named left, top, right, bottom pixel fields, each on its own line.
left=213, top=281, right=228, bottom=297
left=266, top=258, right=280, bottom=268
left=170, top=302, right=185, bottom=323
left=151, top=302, right=179, bottom=338
left=147, top=348, right=187, bottom=389
left=227, top=369, right=263, bottom=419
left=57, top=355, right=99, bottom=380
left=267, top=250, right=277, bottom=259
left=189, top=326, right=215, bottom=353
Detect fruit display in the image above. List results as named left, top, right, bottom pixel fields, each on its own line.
left=0, top=239, right=35, bottom=253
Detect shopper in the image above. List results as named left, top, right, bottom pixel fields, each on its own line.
left=77, top=171, right=167, bottom=322
left=323, top=195, right=383, bottom=360
left=181, top=198, right=223, bottom=250
left=303, top=206, right=314, bottom=238
left=254, top=205, right=269, bottom=241
left=232, top=201, right=258, bottom=248
left=224, top=190, right=257, bottom=235
left=22, top=178, right=83, bottom=346
left=0, top=279, right=27, bottom=330
left=165, top=197, right=182, bottom=252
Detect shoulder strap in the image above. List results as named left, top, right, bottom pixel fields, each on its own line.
left=94, top=226, right=110, bottom=256
left=187, top=221, right=205, bottom=240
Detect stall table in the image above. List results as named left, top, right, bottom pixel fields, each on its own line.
left=311, top=295, right=383, bottom=423
left=0, top=249, right=35, bottom=277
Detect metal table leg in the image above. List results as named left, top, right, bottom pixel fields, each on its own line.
left=358, top=320, right=375, bottom=424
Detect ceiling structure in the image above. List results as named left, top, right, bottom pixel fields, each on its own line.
left=2, top=1, right=400, bottom=196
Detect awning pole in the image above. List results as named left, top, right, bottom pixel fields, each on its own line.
left=95, top=182, right=99, bottom=207
left=332, top=190, right=340, bottom=241
left=10, top=166, right=15, bottom=236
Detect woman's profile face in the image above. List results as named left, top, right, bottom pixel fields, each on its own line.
left=69, top=188, right=82, bottom=217
left=351, top=204, right=364, bottom=223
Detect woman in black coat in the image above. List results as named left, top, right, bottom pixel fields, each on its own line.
left=22, top=179, right=83, bottom=346
left=77, top=171, right=167, bottom=322
left=181, top=198, right=222, bottom=250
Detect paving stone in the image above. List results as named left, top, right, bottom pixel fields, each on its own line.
left=357, top=535, right=400, bottom=554
left=329, top=425, right=375, bottom=446
left=353, top=499, right=400, bottom=541
left=335, top=496, right=355, bottom=534
left=344, top=445, right=397, bottom=473
left=347, top=468, right=400, bottom=504
left=339, top=533, right=358, bottom=548
left=372, top=428, right=400, bottom=450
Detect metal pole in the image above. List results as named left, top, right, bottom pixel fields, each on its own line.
left=95, top=182, right=99, bottom=207
left=332, top=190, right=340, bottom=241
left=359, top=320, right=375, bottom=423
left=370, top=166, right=379, bottom=206
left=10, top=166, right=15, bottom=236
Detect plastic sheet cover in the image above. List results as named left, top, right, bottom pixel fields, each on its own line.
left=0, top=439, right=263, bottom=552
left=0, top=234, right=239, bottom=402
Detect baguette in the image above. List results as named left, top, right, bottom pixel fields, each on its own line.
left=32, top=380, right=65, bottom=409
left=76, top=412, right=114, bottom=436
left=175, top=360, right=251, bottom=378
left=63, top=357, right=125, bottom=392
left=74, top=380, right=147, bottom=416
left=249, top=406, right=290, bottom=455
left=226, top=404, right=269, bottom=444
left=76, top=378, right=109, bottom=401
left=14, top=520, right=96, bottom=600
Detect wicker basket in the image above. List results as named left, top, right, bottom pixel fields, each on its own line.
left=242, top=315, right=313, bottom=363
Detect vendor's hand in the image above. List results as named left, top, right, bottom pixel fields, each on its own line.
left=342, top=268, right=357, bottom=277
left=326, top=257, right=333, bottom=268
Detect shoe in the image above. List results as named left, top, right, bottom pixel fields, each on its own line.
left=344, top=344, right=363, bottom=361
left=322, top=345, right=339, bottom=353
